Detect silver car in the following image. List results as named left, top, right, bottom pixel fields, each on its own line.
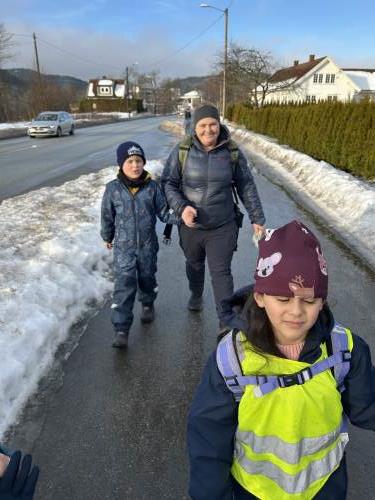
left=28, top=111, right=75, bottom=138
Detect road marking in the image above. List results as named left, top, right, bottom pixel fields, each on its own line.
left=0, top=144, right=39, bottom=154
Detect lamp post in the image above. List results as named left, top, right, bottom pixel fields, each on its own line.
left=200, top=3, right=228, bottom=119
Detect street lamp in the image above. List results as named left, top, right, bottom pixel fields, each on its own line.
left=200, top=3, right=228, bottom=119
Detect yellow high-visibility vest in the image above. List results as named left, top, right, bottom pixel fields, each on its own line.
left=231, top=328, right=353, bottom=500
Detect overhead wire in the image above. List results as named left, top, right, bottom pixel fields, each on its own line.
left=9, top=10, right=225, bottom=75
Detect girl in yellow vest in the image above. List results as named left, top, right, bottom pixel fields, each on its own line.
left=187, top=220, right=375, bottom=500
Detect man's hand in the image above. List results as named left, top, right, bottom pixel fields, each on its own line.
left=181, top=206, right=197, bottom=228
left=105, top=242, right=113, bottom=250
left=0, top=451, right=39, bottom=499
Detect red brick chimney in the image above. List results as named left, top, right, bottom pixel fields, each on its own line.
left=309, top=54, right=315, bottom=62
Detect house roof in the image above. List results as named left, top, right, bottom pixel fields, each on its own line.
left=343, top=70, right=375, bottom=91
left=269, top=56, right=326, bottom=83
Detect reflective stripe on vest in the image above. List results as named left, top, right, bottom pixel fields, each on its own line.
left=234, top=431, right=349, bottom=495
left=235, top=419, right=347, bottom=465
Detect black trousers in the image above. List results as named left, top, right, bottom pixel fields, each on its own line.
left=179, top=220, right=238, bottom=316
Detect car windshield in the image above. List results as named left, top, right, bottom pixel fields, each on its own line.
left=35, top=114, right=58, bottom=121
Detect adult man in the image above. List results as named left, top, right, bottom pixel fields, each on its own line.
left=164, top=104, right=265, bottom=320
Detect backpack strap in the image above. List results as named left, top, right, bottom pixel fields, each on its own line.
left=330, top=322, right=352, bottom=392
left=216, top=330, right=268, bottom=402
left=217, top=323, right=352, bottom=400
left=178, top=136, right=194, bottom=175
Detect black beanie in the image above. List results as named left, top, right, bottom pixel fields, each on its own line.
left=116, top=141, right=146, bottom=167
left=192, top=104, right=220, bottom=129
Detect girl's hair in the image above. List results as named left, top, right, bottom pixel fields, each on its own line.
left=241, top=293, right=331, bottom=358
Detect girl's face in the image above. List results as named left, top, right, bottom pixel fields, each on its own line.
left=122, top=155, right=144, bottom=179
left=254, top=293, right=323, bottom=345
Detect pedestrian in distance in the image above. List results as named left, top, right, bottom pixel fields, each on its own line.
left=164, top=103, right=265, bottom=326
left=184, top=108, right=192, bottom=135
left=187, top=220, right=375, bottom=499
left=0, top=447, right=39, bottom=499
left=101, top=141, right=179, bottom=348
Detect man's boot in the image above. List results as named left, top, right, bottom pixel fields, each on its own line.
left=140, top=304, right=155, bottom=324
left=112, top=331, right=129, bottom=348
left=187, top=293, right=203, bottom=312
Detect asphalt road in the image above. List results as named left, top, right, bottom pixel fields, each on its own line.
left=0, top=116, right=172, bottom=201
left=3, top=119, right=375, bottom=499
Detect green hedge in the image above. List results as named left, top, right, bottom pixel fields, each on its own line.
left=78, top=98, right=143, bottom=113
left=227, top=101, right=375, bottom=180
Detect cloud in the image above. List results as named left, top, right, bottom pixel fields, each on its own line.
left=4, top=21, right=217, bottom=80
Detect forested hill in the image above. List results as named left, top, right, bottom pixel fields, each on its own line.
left=0, top=68, right=87, bottom=93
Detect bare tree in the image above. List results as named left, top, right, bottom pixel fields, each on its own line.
left=0, top=23, right=15, bottom=68
left=214, top=43, right=299, bottom=107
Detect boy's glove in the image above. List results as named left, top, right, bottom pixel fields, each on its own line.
left=0, top=451, right=39, bottom=499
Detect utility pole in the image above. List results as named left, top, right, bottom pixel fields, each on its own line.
left=32, top=32, right=41, bottom=85
left=223, top=8, right=228, bottom=119
left=125, top=66, right=129, bottom=118
left=200, top=4, right=229, bottom=119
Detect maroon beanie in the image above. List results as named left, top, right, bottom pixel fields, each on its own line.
left=254, top=220, right=328, bottom=299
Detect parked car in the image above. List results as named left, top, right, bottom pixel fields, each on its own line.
left=28, top=111, right=75, bottom=138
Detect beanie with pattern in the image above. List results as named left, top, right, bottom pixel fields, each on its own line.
left=254, top=220, right=328, bottom=299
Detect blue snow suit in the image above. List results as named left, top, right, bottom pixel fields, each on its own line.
left=187, top=285, right=375, bottom=499
left=100, top=172, right=177, bottom=332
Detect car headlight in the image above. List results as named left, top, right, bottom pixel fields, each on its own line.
left=49, top=125, right=55, bottom=129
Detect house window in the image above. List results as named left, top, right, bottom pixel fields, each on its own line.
left=99, top=86, right=112, bottom=96
left=326, top=74, right=330, bottom=83
left=330, top=74, right=335, bottom=83
left=306, top=96, right=311, bottom=102
left=311, top=95, right=316, bottom=103
left=318, top=74, right=323, bottom=83
left=327, top=96, right=332, bottom=101
left=313, top=74, right=318, bottom=83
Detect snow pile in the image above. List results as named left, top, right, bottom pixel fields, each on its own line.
left=0, top=161, right=162, bottom=438
left=229, top=125, right=375, bottom=269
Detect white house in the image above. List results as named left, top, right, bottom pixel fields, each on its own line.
left=87, top=77, right=126, bottom=99
left=260, top=55, right=375, bottom=105
left=177, top=90, right=203, bottom=114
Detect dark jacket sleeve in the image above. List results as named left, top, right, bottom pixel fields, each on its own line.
left=341, top=333, right=375, bottom=430
left=187, top=351, right=237, bottom=500
left=100, top=185, right=115, bottom=243
left=164, top=144, right=191, bottom=216
left=234, top=148, right=265, bottom=225
left=153, top=182, right=179, bottom=225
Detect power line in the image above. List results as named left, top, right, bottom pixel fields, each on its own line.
left=148, top=13, right=223, bottom=69
left=9, top=14, right=224, bottom=76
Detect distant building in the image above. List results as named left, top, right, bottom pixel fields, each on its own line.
left=177, top=90, right=203, bottom=114
left=87, top=77, right=126, bottom=99
left=258, top=55, right=375, bottom=105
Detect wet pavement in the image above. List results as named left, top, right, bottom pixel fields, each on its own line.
left=3, top=121, right=375, bottom=499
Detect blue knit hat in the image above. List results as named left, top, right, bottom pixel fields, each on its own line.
left=116, top=141, right=146, bottom=167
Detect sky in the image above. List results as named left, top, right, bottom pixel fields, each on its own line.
left=1, top=0, right=375, bottom=82
left=1, top=118, right=374, bottom=439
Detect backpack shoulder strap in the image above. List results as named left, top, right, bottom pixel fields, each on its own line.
left=330, top=322, right=353, bottom=391
left=227, top=139, right=239, bottom=168
left=216, top=329, right=245, bottom=402
left=178, top=136, right=193, bottom=175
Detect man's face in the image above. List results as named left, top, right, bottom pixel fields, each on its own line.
left=195, top=117, right=220, bottom=149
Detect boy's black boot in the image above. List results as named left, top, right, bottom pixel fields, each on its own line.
left=141, top=304, right=155, bottom=324
left=112, top=331, right=129, bottom=348
left=187, top=294, right=203, bottom=312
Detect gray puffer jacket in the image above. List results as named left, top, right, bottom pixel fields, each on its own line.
left=164, top=126, right=265, bottom=230
left=101, top=176, right=177, bottom=269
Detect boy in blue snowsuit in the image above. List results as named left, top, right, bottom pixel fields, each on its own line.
left=101, top=141, right=178, bottom=348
